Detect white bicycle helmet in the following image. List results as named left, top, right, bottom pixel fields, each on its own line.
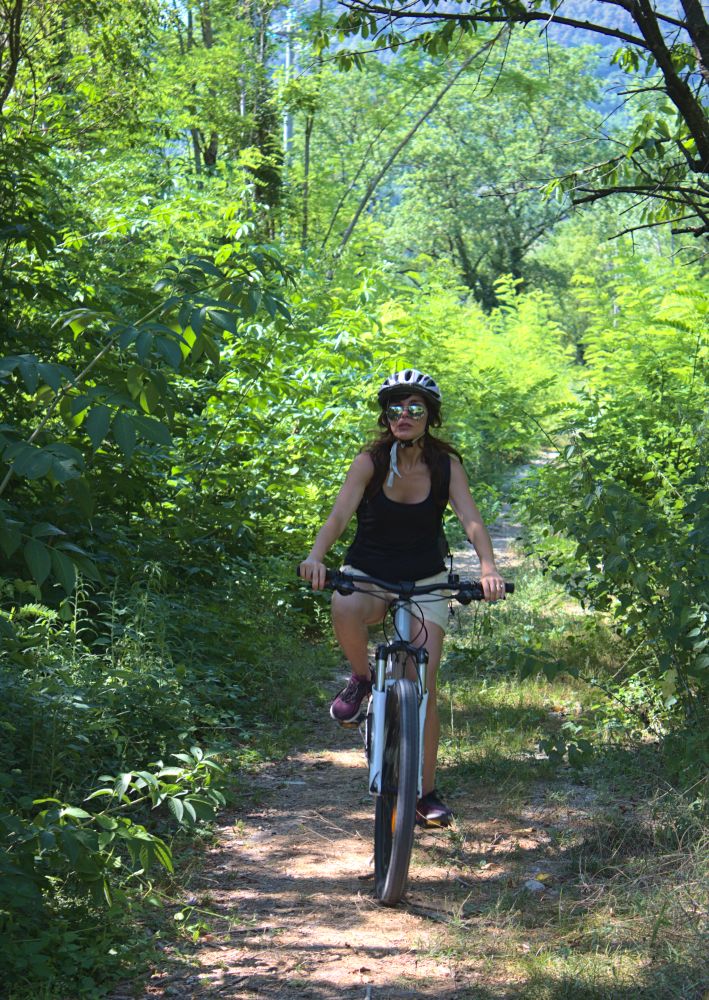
left=377, top=369, right=442, bottom=408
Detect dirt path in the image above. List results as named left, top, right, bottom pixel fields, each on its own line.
left=124, top=503, right=572, bottom=999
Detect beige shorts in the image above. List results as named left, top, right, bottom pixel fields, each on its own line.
left=340, top=565, right=451, bottom=634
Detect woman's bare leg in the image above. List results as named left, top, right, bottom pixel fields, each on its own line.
left=334, top=593, right=445, bottom=793
left=412, top=621, right=445, bottom=796
left=332, top=590, right=386, bottom=676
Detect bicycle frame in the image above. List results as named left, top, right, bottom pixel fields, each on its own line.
left=296, top=564, right=513, bottom=905
left=368, top=598, right=429, bottom=799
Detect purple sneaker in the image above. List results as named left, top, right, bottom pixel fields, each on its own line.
left=330, top=672, right=372, bottom=724
left=416, top=790, right=454, bottom=828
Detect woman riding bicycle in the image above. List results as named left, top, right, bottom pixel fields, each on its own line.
left=299, top=369, right=504, bottom=827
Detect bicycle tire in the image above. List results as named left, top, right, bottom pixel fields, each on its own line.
left=374, top=677, right=419, bottom=905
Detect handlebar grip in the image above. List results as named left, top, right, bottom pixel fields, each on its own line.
left=506, top=582, right=515, bottom=594
left=296, top=564, right=334, bottom=584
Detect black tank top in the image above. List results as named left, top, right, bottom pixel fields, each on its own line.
left=345, top=454, right=451, bottom=580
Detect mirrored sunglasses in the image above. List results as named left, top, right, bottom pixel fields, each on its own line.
left=386, top=402, right=427, bottom=422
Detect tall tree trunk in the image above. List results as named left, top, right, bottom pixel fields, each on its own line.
left=634, top=0, right=709, bottom=172
left=679, top=0, right=709, bottom=84
left=0, top=0, right=24, bottom=113
left=200, top=1, right=214, bottom=47
left=191, top=129, right=203, bottom=174
left=248, top=3, right=282, bottom=216
left=199, top=1, right=217, bottom=167
left=452, top=224, right=479, bottom=291
left=302, top=114, right=314, bottom=249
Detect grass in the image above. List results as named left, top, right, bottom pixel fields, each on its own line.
left=414, top=560, right=709, bottom=999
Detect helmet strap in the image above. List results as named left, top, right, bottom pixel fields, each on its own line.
left=386, top=433, right=425, bottom=487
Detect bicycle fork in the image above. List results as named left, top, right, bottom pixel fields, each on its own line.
left=367, top=601, right=429, bottom=798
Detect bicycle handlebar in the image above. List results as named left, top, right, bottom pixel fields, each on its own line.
left=296, top=566, right=514, bottom=604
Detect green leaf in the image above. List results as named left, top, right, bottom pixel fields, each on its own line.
left=119, top=327, right=138, bottom=350
left=126, top=365, right=144, bottom=399
left=31, top=522, right=65, bottom=539
left=191, top=307, right=206, bottom=336
left=84, top=788, right=116, bottom=801
left=156, top=336, right=182, bottom=369
left=152, top=837, right=173, bottom=873
left=36, top=362, right=67, bottom=391
left=51, top=548, right=77, bottom=594
left=0, top=356, right=20, bottom=375
left=114, top=773, right=133, bottom=799
left=94, top=814, right=118, bottom=830
left=138, top=381, right=160, bottom=414
left=167, top=797, right=184, bottom=823
left=60, top=806, right=92, bottom=820
left=133, top=415, right=172, bottom=447
left=208, top=309, right=236, bottom=335
left=0, top=521, right=21, bottom=557
left=24, top=538, right=51, bottom=585
left=0, top=618, right=16, bottom=639
left=156, top=767, right=185, bottom=779
left=85, top=405, right=111, bottom=451
left=200, top=334, right=221, bottom=366
left=11, top=444, right=52, bottom=480
left=18, top=359, right=39, bottom=393
left=136, top=330, right=153, bottom=361
left=112, top=413, right=137, bottom=460
left=134, top=770, right=160, bottom=790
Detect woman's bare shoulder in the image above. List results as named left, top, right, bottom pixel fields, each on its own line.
left=349, top=450, right=375, bottom=478
left=353, top=449, right=375, bottom=467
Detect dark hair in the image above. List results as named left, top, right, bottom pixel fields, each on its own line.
left=363, top=403, right=462, bottom=504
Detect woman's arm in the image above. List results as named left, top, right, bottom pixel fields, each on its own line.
left=299, top=452, right=374, bottom=590
left=448, top=457, right=506, bottom=601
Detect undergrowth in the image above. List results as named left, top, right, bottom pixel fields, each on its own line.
left=431, top=560, right=708, bottom=999
left=0, top=560, right=335, bottom=999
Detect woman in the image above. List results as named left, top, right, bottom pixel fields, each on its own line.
left=299, top=369, right=505, bottom=827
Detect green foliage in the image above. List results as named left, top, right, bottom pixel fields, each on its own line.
left=0, top=750, right=224, bottom=989
left=521, top=260, right=709, bottom=758
left=381, top=36, right=604, bottom=306
left=1, top=0, right=707, bottom=991
left=330, top=1, right=709, bottom=239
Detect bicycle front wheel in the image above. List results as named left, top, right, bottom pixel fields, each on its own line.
left=374, top=678, right=419, bottom=906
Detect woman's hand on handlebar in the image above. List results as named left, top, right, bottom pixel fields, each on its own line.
left=480, top=569, right=506, bottom=602
left=299, top=557, right=328, bottom=591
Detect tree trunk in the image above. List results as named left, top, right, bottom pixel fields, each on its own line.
left=452, top=225, right=478, bottom=290
left=191, top=128, right=203, bottom=174
left=302, top=114, right=314, bottom=249
left=0, top=0, right=24, bottom=113
left=634, top=0, right=709, bottom=172
left=203, top=133, right=218, bottom=168
left=199, top=1, right=217, bottom=167
left=679, top=0, right=709, bottom=84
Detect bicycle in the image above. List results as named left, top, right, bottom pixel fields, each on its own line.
left=298, top=566, right=514, bottom=906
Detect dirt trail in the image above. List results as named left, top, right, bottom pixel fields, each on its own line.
left=125, top=502, right=569, bottom=999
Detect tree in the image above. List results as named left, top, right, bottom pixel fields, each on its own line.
left=331, top=1, right=709, bottom=240
left=381, top=35, right=604, bottom=306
